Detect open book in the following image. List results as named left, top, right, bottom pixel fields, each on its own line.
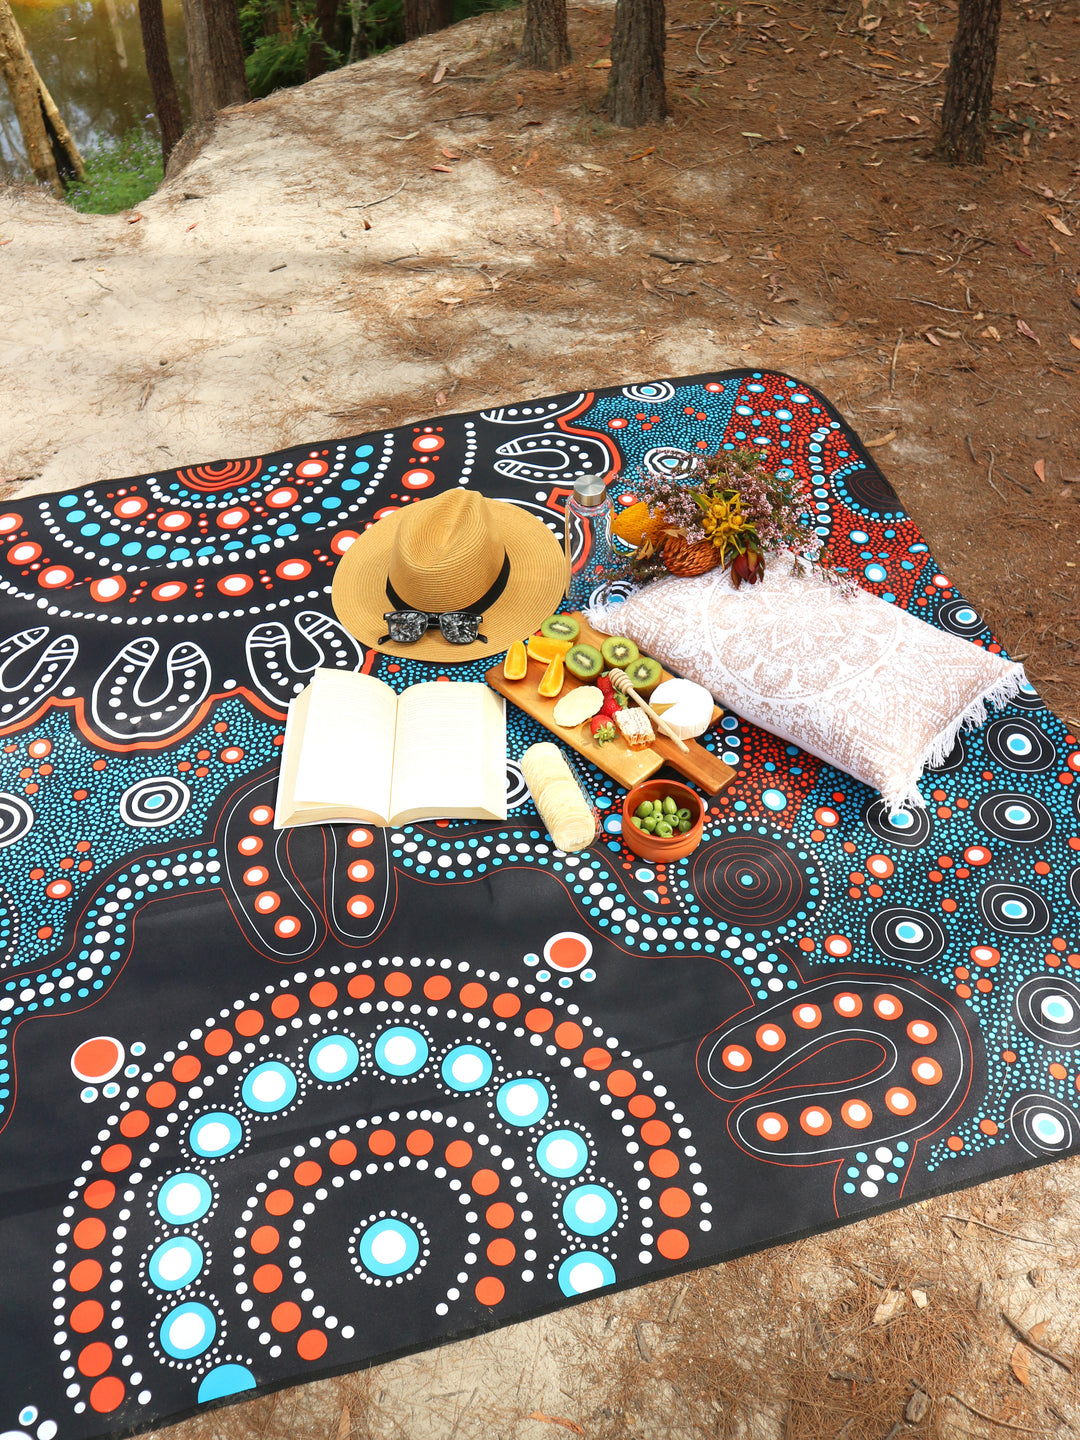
left=274, top=668, right=507, bottom=828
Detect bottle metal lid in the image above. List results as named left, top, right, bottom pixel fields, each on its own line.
left=572, top=475, right=608, bottom=508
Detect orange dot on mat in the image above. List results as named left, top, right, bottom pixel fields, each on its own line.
left=294, top=1160, right=323, bottom=1185
left=424, top=975, right=452, bottom=1000
left=89, top=1376, right=125, bottom=1414
left=348, top=974, right=376, bottom=1000
left=146, top=1081, right=176, bottom=1109
left=171, top=1055, right=202, bottom=1083
left=329, top=1139, right=357, bottom=1166
left=606, top=1069, right=637, bottom=1097
left=204, top=1028, right=234, bottom=1056
left=384, top=971, right=412, bottom=996
left=525, top=1007, right=553, bottom=1033
left=265, top=1188, right=294, bottom=1216
left=459, top=982, right=488, bottom=1009
left=554, top=1021, right=584, bottom=1050
left=297, top=1329, right=328, bottom=1361
left=487, top=1238, right=516, bottom=1266
left=253, top=1264, right=283, bottom=1293
left=250, top=1226, right=279, bottom=1254
left=271, top=993, right=300, bottom=1018
left=656, top=1229, right=689, bottom=1260
left=73, top=1218, right=106, bottom=1250
left=492, top=992, right=520, bottom=1017
left=486, top=1202, right=515, bottom=1229
left=406, top=1129, right=434, bottom=1156
left=368, top=1130, right=395, bottom=1157
left=582, top=1047, right=611, bottom=1071
left=272, top=1302, right=302, bottom=1332
left=309, top=981, right=337, bottom=1007
left=648, top=1149, right=680, bottom=1179
left=659, top=1187, right=691, bottom=1218
left=475, top=1276, right=505, bottom=1307
left=119, top=1110, right=149, bottom=1138
left=445, top=1140, right=473, bottom=1168
left=471, top=1168, right=499, bottom=1195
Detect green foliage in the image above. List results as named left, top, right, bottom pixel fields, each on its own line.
left=64, top=130, right=163, bottom=215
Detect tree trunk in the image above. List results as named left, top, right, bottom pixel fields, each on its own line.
left=138, top=0, right=184, bottom=168
left=181, top=0, right=248, bottom=127
left=519, top=0, right=571, bottom=71
left=402, top=0, right=453, bottom=43
left=936, top=0, right=1001, bottom=164
left=305, top=0, right=340, bottom=78
left=602, top=0, right=667, bottom=127
left=0, top=0, right=83, bottom=196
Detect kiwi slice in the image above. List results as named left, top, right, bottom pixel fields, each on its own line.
left=600, top=635, right=640, bottom=669
left=625, top=655, right=663, bottom=697
left=539, top=614, right=580, bottom=642
left=564, top=642, right=603, bottom=680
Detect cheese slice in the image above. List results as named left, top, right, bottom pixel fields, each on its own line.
left=648, top=678, right=714, bottom=740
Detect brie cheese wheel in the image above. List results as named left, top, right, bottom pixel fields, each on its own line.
left=648, top=678, right=714, bottom=740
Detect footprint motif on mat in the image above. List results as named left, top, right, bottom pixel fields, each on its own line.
left=244, top=610, right=362, bottom=709
left=0, top=625, right=78, bottom=724
left=90, top=637, right=211, bottom=742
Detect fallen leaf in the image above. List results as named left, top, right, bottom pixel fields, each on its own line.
left=552, top=203, right=562, bottom=225
left=185, top=222, right=199, bottom=231
left=865, top=429, right=898, bottom=448
left=1069, top=335, right=1080, bottom=350
left=873, top=1289, right=905, bottom=1325
left=1016, top=318, right=1041, bottom=344
left=741, top=131, right=764, bottom=138
left=432, top=61, right=447, bottom=83
left=1011, top=1345, right=1030, bottom=1386
left=362, top=217, right=371, bottom=230
left=1034, top=458, right=1046, bottom=483
left=430, top=164, right=453, bottom=173
left=516, top=92, right=524, bottom=107
left=1014, top=238, right=1035, bottom=256
left=590, top=56, right=612, bottom=67
left=627, top=147, right=655, bottom=160
left=127, top=213, right=142, bottom=224
left=911, top=1289, right=929, bottom=1308
left=1047, top=212, right=1074, bottom=236
left=441, top=147, right=461, bottom=160
left=434, top=391, right=448, bottom=405
left=336, top=1405, right=351, bottom=1440
left=982, top=324, right=1001, bottom=341
left=1049, top=237, right=1065, bottom=255
left=903, top=113, right=922, bottom=124
left=581, top=162, right=607, bottom=171
left=527, top=1415, right=584, bottom=1435
left=924, top=330, right=942, bottom=346
left=439, top=297, right=463, bottom=305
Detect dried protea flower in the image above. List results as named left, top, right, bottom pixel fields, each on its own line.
left=730, top=548, right=764, bottom=588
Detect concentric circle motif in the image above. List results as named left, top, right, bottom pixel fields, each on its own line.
left=352, top=1216, right=425, bottom=1280
left=936, top=599, right=986, bottom=639
left=535, top=1129, right=589, bottom=1178
left=156, top=1173, right=213, bottom=1225
left=147, top=1236, right=205, bottom=1292
left=984, top=718, right=1057, bottom=773
left=977, top=882, right=1052, bottom=936
left=373, top=1026, right=429, bottom=1077
left=505, top=760, right=529, bottom=809
left=187, top=1111, right=244, bottom=1159
left=240, top=1061, right=298, bottom=1114
left=974, top=792, right=1055, bottom=847
left=543, top=932, right=593, bottom=973
left=1007, top=678, right=1047, bottom=712
left=119, top=776, right=192, bottom=828
left=867, top=908, right=947, bottom=967
left=623, top=381, right=675, bottom=403
left=307, top=1034, right=360, bottom=1083
left=561, top=1183, right=619, bottom=1237
left=689, top=829, right=819, bottom=931
left=1009, top=1093, right=1080, bottom=1157
left=441, top=1044, right=494, bottom=1092
left=1014, top=976, right=1080, bottom=1048
left=496, top=1077, right=550, bottom=1127
left=158, top=1300, right=218, bottom=1359
left=70, top=1035, right=124, bottom=1084
left=557, top=1251, right=617, bottom=1296
left=0, top=791, right=34, bottom=847
left=861, top=798, right=932, bottom=849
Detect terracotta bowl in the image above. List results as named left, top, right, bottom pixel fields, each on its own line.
left=621, top=779, right=705, bottom=862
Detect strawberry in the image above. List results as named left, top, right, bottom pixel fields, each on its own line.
left=600, top=693, right=620, bottom=717
left=597, top=673, right=614, bottom=695
left=590, top=714, right=616, bottom=746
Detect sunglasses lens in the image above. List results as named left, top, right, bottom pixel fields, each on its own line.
left=439, top=612, right=482, bottom=644
left=384, top=611, right=429, bottom=643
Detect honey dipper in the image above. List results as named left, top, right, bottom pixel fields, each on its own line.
left=605, top=668, right=690, bottom=754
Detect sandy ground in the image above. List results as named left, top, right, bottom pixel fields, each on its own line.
left=3, top=0, right=1080, bottom=1433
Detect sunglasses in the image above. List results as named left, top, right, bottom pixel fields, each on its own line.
left=379, top=609, right=488, bottom=646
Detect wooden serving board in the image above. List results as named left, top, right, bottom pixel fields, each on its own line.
left=486, top=614, right=736, bottom=796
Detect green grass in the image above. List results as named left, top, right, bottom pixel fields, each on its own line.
left=65, top=130, right=163, bottom=215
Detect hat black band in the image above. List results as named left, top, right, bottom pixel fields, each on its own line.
left=385, top=549, right=511, bottom=617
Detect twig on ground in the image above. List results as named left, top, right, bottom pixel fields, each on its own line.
left=985, top=449, right=1007, bottom=502
left=941, top=1213, right=1055, bottom=1246
left=890, top=329, right=903, bottom=391
left=695, top=13, right=727, bottom=64
left=347, top=179, right=407, bottom=210
left=947, top=1393, right=1050, bottom=1433
left=1001, top=1311, right=1074, bottom=1373
left=965, top=433, right=977, bottom=463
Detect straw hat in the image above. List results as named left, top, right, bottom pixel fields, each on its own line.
left=331, top=489, right=567, bottom=661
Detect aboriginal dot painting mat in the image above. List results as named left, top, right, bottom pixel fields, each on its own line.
left=1, top=369, right=1078, bottom=1440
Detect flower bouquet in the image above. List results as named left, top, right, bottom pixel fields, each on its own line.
left=609, top=448, right=851, bottom=591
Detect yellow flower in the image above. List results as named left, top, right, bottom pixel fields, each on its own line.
left=700, top=491, right=752, bottom=562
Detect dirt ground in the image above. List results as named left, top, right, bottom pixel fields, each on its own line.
left=3, top=0, right=1080, bottom=1432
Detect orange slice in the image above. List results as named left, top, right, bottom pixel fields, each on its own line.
left=537, top=654, right=565, bottom=698
left=502, top=640, right=527, bottom=681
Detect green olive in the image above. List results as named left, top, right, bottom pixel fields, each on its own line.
left=662, top=796, right=678, bottom=815
left=677, top=807, right=692, bottom=822
left=656, top=821, right=673, bottom=838
left=636, top=800, right=654, bottom=818
left=631, top=817, right=643, bottom=829
left=643, top=816, right=658, bottom=833
left=678, top=819, right=691, bottom=833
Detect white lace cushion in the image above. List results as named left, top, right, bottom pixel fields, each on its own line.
left=596, top=566, right=1026, bottom=812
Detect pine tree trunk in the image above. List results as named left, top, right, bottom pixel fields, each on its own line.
left=519, top=0, right=571, bottom=71
left=602, top=0, right=667, bottom=127
left=402, top=0, right=454, bottom=42
left=936, top=0, right=1001, bottom=164
left=0, top=0, right=83, bottom=195
left=305, top=0, right=340, bottom=78
left=181, top=0, right=248, bottom=127
left=138, top=0, right=184, bottom=167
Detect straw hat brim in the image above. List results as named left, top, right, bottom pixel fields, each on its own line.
left=331, top=498, right=567, bottom=662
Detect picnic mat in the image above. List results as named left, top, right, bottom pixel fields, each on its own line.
left=1, top=370, right=1077, bottom=1439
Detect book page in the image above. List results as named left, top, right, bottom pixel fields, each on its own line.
left=389, top=682, right=506, bottom=825
left=287, top=669, right=397, bottom=824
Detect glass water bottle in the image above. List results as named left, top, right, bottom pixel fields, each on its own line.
left=565, top=474, right=614, bottom=609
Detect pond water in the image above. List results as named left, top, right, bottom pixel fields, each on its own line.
left=0, top=0, right=189, bottom=179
